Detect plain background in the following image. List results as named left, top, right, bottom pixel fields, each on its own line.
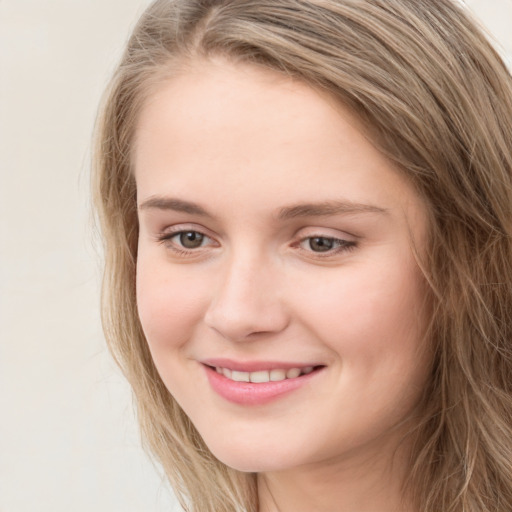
left=0, top=1, right=510, bottom=511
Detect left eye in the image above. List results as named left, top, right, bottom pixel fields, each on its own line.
left=171, top=231, right=209, bottom=249
left=300, top=236, right=353, bottom=253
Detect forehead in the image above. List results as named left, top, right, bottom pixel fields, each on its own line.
left=133, top=58, right=426, bottom=231
left=134, top=58, right=352, bottom=166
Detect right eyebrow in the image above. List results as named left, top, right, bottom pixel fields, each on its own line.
left=138, top=196, right=212, bottom=217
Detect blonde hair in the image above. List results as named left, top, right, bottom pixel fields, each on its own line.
left=93, top=1, right=512, bottom=510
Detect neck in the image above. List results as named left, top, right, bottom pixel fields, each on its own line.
left=257, top=431, right=417, bottom=512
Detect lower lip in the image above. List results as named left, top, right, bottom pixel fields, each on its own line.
left=203, top=365, right=323, bottom=406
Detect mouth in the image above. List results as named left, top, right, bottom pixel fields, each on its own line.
left=201, top=361, right=326, bottom=405
left=209, top=365, right=319, bottom=383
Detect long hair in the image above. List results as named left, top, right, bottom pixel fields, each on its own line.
left=92, top=1, right=512, bottom=510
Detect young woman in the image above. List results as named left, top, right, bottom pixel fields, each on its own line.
left=93, top=1, right=512, bottom=511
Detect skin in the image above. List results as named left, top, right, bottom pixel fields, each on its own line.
left=134, top=57, right=431, bottom=512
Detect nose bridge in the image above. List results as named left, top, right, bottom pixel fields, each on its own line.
left=204, top=245, right=288, bottom=341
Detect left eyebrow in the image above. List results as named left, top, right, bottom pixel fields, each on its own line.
left=277, top=200, right=388, bottom=220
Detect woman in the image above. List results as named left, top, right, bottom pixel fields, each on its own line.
left=93, top=1, right=512, bottom=511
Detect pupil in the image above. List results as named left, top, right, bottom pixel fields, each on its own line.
left=180, top=231, right=204, bottom=249
left=310, top=237, right=334, bottom=252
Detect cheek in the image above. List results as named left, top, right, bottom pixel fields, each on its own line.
left=293, top=259, right=429, bottom=439
left=136, top=256, right=209, bottom=351
left=294, top=254, right=426, bottom=360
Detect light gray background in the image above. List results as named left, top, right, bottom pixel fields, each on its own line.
left=0, top=1, right=510, bottom=511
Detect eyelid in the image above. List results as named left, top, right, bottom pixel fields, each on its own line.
left=293, top=226, right=358, bottom=244
left=291, top=227, right=358, bottom=258
left=155, top=224, right=358, bottom=258
left=296, top=235, right=356, bottom=255
left=156, top=224, right=220, bottom=250
left=158, top=223, right=216, bottom=238
left=294, top=224, right=358, bottom=239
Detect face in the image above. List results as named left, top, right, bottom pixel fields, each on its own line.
left=134, top=58, right=431, bottom=474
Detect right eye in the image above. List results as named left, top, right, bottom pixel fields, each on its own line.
left=157, top=229, right=216, bottom=254
left=173, top=231, right=208, bottom=249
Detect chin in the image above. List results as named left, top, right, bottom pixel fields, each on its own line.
left=205, top=436, right=303, bottom=473
left=214, top=452, right=292, bottom=473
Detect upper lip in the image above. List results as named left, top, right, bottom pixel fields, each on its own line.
left=201, top=358, right=324, bottom=372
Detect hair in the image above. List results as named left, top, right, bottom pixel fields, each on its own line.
left=92, top=1, right=512, bottom=511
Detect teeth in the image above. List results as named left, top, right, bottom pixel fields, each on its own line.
left=231, top=370, right=250, bottom=382
left=215, top=366, right=315, bottom=383
left=250, top=370, right=271, bottom=383
left=286, top=368, right=301, bottom=379
left=270, top=369, right=286, bottom=381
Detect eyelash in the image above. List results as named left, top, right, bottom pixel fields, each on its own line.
left=157, top=230, right=213, bottom=256
left=297, top=236, right=357, bottom=256
left=157, top=229, right=357, bottom=258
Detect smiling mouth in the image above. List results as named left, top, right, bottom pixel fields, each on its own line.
left=206, top=365, right=324, bottom=383
left=203, top=363, right=325, bottom=405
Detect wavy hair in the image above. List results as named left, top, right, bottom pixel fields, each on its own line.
left=92, top=1, right=512, bottom=510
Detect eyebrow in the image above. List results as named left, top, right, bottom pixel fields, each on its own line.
left=138, top=195, right=388, bottom=219
left=139, top=196, right=211, bottom=216
left=277, top=201, right=388, bottom=220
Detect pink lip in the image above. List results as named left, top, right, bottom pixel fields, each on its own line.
left=202, top=362, right=324, bottom=406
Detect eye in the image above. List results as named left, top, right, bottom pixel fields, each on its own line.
left=175, top=231, right=207, bottom=249
left=307, top=236, right=336, bottom=252
left=157, top=229, right=215, bottom=253
left=299, top=236, right=356, bottom=254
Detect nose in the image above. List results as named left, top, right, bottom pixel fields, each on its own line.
left=204, top=252, right=289, bottom=342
